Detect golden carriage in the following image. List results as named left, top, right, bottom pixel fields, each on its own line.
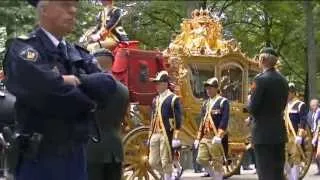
left=120, top=9, right=313, bottom=180
left=80, top=7, right=313, bottom=180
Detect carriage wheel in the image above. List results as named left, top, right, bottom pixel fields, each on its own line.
left=223, top=145, right=245, bottom=178
left=298, top=127, right=313, bottom=179
left=122, top=126, right=160, bottom=180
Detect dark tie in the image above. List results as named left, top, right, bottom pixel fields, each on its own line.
left=57, top=42, right=73, bottom=74
left=57, top=42, right=69, bottom=60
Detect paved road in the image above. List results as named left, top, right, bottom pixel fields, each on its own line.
left=181, top=163, right=319, bottom=180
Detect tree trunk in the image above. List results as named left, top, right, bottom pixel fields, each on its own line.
left=304, top=1, right=317, bottom=99
left=304, top=47, right=309, bottom=106
left=262, top=3, right=272, bottom=47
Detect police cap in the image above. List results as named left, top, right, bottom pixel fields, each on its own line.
left=259, top=47, right=278, bottom=57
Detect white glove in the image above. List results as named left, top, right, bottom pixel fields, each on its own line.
left=90, top=34, right=101, bottom=42
left=212, top=136, right=222, bottom=144
left=295, top=136, right=303, bottom=145
left=172, top=139, right=181, bottom=148
left=194, top=140, right=200, bottom=149
left=312, top=137, right=318, bottom=147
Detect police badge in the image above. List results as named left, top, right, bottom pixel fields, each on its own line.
left=19, top=47, right=39, bottom=62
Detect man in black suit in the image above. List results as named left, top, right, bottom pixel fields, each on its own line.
left=248, top=47, right=289, bottom=180
left=87, top=81, right=129, bottom=180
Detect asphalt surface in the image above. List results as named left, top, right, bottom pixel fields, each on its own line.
left=181, top=163, right=319, bottom=180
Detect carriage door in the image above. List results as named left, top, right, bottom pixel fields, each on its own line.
left=219, top=62, right=244, bottom=103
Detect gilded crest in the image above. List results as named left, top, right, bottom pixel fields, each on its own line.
left=19, top=47, right=38, bottom=62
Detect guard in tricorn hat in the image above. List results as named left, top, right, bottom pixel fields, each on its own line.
left=148, top=70, right=183, bottom=180
left=284, top=82, right=307, bottom=180
left=194, top=77, right=229, bottom=180
left=87, top=0, right=129, bottom=51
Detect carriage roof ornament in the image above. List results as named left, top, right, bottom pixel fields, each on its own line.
left=163, top=8, right=245, bottom=57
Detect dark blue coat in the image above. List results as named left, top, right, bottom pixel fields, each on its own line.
left=198, top=95, right=229, bottom=139
left=150, top=92, right=183, bottom=153
left=3, top=28, right=116, bottom=143
left=288, top=99, right=307, bottom=132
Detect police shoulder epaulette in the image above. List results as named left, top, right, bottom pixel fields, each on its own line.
left=16, top=34, right=36, bottom=41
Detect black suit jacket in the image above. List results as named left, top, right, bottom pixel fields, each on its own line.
left=249, top=68, right=289, bottom=144
left=87, top=81, right=129, bottom=163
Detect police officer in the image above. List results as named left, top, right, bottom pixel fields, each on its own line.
left=284, top=82, right=307, bottom=180
left=148, top=71, right=183, bottom=180
left=89, top=0, right=129, bottom=51
left=3, top=0, right=117, bottom=179
left=248, top=47, right=289, bottom=180
left=194, top=77, right=229, bottom=180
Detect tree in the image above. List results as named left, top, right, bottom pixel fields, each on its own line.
left=304, top=1, right=317, bottom=100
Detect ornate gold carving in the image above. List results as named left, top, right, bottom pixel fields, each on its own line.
left=164, top=8, right=244, bottom=57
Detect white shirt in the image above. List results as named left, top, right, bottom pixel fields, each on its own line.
left=41, top=27, right=65, bottom=47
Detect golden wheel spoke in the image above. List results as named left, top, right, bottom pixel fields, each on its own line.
left=123, top=127, right=151, bottom=180
left=147, top=166, right=160, bottom=180
left=123, top=174, right=130, bottom=180
left=132, top=169, right=141, bottom=180
left=124, top=164, right=137, bottom=172
left=144, top=173, right=150, bottom=180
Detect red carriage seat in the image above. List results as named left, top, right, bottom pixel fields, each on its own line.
left=112, top=48, right=164, bottom=105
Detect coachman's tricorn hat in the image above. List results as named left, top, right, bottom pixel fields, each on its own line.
left=259, top=47, right=278, bottom=57
left=150, top=71, right=170, bottom=83
left=288, top=82, right=296, bottom=92
left=203, top=77, right=219, bottom=88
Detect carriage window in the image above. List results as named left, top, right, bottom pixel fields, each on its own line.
left=220, top=64, right=243, bottom=102
left=139, top=62, right=149, bottom=82
left=188, top=64, right=215, bottom=99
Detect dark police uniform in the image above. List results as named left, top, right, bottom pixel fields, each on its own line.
left=248, top=48, right=289, bottom=180
left=3, top=24, right=116, bottom=180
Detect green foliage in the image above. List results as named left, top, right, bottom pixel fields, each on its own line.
left=0, top=0, right=318, bottom=93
